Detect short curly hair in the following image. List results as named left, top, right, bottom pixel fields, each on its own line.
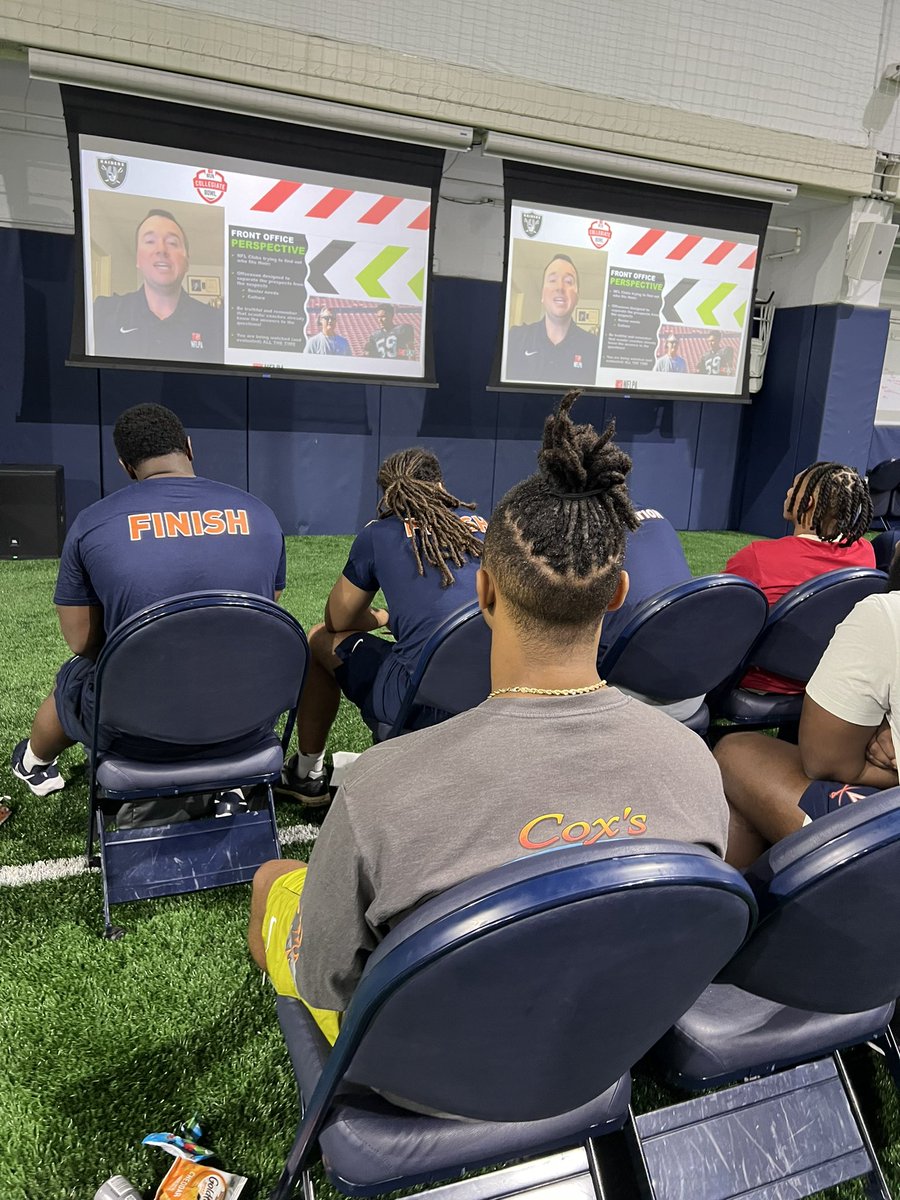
left=113, top=404, right=189, bottom=468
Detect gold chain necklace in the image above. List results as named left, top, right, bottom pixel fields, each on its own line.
left=487, top=681, right=607, bottom=700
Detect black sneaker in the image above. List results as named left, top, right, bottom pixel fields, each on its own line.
left=214, top=788, right=251, bottom=818
left=276, top=755, right=332, bottom=807
left=10, top=739, right=65, bottom=796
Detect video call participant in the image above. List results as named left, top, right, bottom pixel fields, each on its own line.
left=505, top=254, right=599, bottom=384
left=697, top=331, right=735, bottom=376
left=716, top=589, right=900, bottom=869
left=363, top=304, right=416, bottom=359
left=10, top=404, right=285, bottom=798
left=725, top=461, right=874, bottom=693
left=92, top=209, right=224, bottom=362
left=249, top=391, right=730, bottom=1045
left=306, top=308, right=351, bottom=356
left=277, top=448, right=486, bottom=804
left=654, top=336, right=687, bottom=373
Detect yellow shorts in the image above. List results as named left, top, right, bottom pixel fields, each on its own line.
left=262, top=865, right=341, bottom=1045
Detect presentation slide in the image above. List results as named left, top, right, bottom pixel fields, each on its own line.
left=78, top=136, right=432, bottom=378
left=501, top=202, right=759, bottom=396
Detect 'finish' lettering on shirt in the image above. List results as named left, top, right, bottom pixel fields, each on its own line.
left=127, top=509, right=251, bottom=541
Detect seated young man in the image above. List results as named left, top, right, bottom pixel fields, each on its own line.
left=278, top=448, right=487, bottom=803
left=716, top=589, right=900, bottom=869
left=10, top=403, right=285, bottom=799
left=597, top=505, right=701, bottom=721
left=249, top=391, right=731, bottom=1044
left=726, top=461, right=875, bottom=693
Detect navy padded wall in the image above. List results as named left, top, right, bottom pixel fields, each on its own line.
left=0, top=227, right=802, bottom=536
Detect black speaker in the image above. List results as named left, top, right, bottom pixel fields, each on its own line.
left=0, top=465, right=66, bottom=559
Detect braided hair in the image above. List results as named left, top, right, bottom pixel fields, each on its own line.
left=483, top=391, right=639, bottom=633
left=788, top=461, right=872, bottom=545
left=376, top=448, right=483, bottom=586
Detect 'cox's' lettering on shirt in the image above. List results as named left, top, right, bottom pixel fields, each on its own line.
left=518, top=807, right=648, bottom=849
left=126, top=509, right=251, bottom=541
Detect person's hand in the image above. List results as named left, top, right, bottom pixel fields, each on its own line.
left=866, top=719, right=896, bottom=772
left=371, top=608, right=390, bottom=630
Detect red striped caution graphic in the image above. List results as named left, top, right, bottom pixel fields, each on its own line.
left=251, top=180, right=302, bottom=212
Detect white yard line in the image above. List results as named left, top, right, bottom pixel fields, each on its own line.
left=0, top=820, right=319, bottom=889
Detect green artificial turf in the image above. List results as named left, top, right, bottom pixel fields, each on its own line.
left=1, top=532, right=897, bottom=1200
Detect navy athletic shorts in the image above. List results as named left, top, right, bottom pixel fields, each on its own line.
left=54, top=655, right=273, bottom=761
left=333, top=633, right=448, bottom=733
left=798, top=779, right=882, bottom=822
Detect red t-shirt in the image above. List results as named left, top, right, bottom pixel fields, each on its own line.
left=725, top=535, right=876, bottom=693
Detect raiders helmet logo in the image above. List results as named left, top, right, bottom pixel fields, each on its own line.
left=521, top=211, right=542, bottom=238
left=97, top=158, right=127, bottom=189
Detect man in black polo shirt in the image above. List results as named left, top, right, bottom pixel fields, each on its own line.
left=92, top=209, right=223, bottom=363
left=505, top=254, right=599, bottom=385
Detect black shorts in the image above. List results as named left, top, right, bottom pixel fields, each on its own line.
left=54, top=656, right=273, bottom=761
left=333, top=633, right=448, bottom=733
left=798, top=779, right=882, bottom=821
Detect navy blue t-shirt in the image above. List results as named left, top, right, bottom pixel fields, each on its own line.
left=599, top=507, right=692, bottom=656
left=342, top=509, right=486, bottom=672
left=54, top=476, right=286, bottom=636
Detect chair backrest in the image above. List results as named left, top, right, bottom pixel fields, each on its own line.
left=599, top=575, right=768, bottom=701
left=718, top=788, right=900, bottom=1013
left=744, top=568, right=887, bottom=683
left=867, top=458, right=900, bottom=496
left=308, top=841, right=755, bottom=1124
left=387, top=601, right=491, bottom=736
left=94, top=591, right=309, bottom=746
left=871, top=531, right=900, bottom=573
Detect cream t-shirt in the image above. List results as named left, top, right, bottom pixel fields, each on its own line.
left=806, top=593, right=900, bottom=747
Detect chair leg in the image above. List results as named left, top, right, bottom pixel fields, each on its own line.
left=266, top=783, right=282, bottom=861
left=871, top=1025, right=900, bottom=1093
left=834, top=1050, right=893, bottom=1200
left=96, top=814, right=125, bottom=941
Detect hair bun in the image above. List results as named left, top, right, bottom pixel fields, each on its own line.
left=537, top=391, right=635, bottom=505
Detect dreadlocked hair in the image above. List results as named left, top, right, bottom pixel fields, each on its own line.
left=376, top=448, right=483, bottom=587
left=788, top=461, right=873, bottom=546
left=483, top=390, right=639, bottom=636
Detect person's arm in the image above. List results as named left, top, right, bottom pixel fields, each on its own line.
left=799, top=696, right=898, bottom=789
left=56, top=604, right=105, bottom=660
left=324, top=575, right=388, bottom=633
left=292, top=789, right=379, bottom=1012
left=802, top=595, right=898, bottom=787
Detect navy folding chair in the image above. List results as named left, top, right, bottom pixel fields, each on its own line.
left=635, top=790, right=900, bottom=1200
left=597, top=575, right=768, bottom=736
left=374, top=601, right=491, bottom=741
left=872, top=529, right=900, bottom=573
left=867, top=458, right=900, bottom=530
left=86, top=591, right=309, bottom=938
left=710, top=567, right=887, bottom=732
left=270, top=839, right=756, bottom=1200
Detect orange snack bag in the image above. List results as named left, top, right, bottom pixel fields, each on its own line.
left=154, top=1156, right=247, bottom=1200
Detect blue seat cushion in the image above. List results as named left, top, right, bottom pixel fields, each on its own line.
left=96, top=737, right=282, bottom=796
left=719, top=689, right=803, bottom=723
left=658, top=982, right=894, bottom=1087
left=277, top=995, right=631, bottom=1193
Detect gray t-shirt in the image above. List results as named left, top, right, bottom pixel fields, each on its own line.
left=292, top=688, right=729, bottom=1011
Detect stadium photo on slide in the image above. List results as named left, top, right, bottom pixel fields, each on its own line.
left=79, top=136, right=432, bottom=379
left=501, top=201, right=758, bottom=397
